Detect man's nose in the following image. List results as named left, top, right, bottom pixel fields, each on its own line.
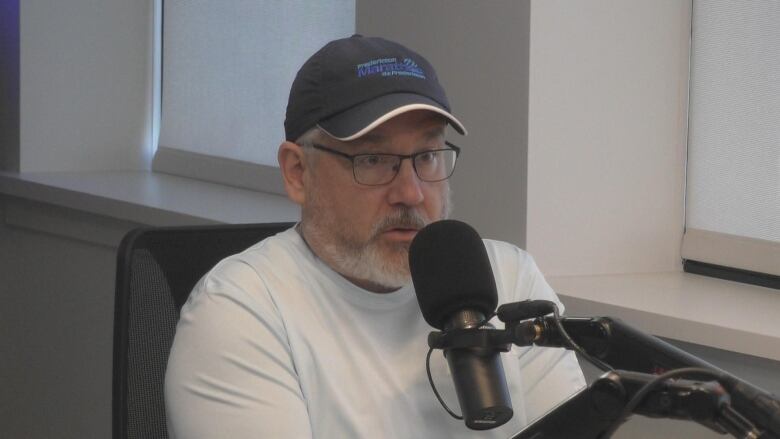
left=387, top=159, right=424, bottom=206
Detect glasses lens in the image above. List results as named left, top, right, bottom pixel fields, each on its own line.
left=353, top=154, right=401, bottom=185
left=414, top=149, right=457, bottom=182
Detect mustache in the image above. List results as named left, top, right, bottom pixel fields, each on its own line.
left=372, top=209, right=428, bottom=236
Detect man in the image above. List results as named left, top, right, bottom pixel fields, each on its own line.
left=165, top=35, right=585, bottom=438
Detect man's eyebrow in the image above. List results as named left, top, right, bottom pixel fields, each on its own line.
left=424, top=126, right=446, bottom=141
left=356, top=133, right=384, bottom=146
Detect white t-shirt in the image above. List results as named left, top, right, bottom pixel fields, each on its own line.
left=165, top=227, right=585, bottom=439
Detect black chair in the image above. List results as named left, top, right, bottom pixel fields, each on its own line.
left=112, top=222, right=294, bottom=439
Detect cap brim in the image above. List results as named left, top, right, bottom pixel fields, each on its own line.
left=317, top=93, right=467, bottom=141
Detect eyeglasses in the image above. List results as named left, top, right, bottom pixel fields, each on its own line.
left=306, top=141, right=461, bottom=186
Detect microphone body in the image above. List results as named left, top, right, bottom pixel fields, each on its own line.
left=443, top=309, right=513, bottom=430
left=410, top=220, right=513, bottom=430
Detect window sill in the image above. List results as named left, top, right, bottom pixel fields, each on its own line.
left=551, top=271, right=780, bottom=362
left=0, top=170, right=300, bottom=227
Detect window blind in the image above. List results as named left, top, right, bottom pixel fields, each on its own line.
left=683, top=0, right=780, bottom=278
left=156, top=0, right=355, bottom=191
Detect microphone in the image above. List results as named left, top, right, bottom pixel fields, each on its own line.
left=409, top=219, right=513, bottom=430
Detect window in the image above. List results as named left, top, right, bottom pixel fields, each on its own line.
left=155, top=0, right=355, bottom=193
left=683, top=0, right=780, bottom=288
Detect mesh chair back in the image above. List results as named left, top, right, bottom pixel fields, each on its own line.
left=112, top=222, right=294, bottom=439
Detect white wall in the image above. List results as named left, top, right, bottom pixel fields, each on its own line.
left=4, top=1, right=155, bottom=437
left=0, top=199, right=128, bottom=438
left=526, top=0, right=692, bottom=276
left=19, top=0, right=153, bottom=172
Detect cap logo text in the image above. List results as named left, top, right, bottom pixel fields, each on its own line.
left=356, top=57, right=426, bottom=79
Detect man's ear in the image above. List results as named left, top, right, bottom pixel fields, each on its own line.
left=278, top=141, right=307, bottom=205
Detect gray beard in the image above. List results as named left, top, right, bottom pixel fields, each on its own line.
left=323, top=210, right=424, bottom=288
left=300, top=191, right=452, bottom=290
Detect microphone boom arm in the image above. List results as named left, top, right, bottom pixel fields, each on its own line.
left=498, top=301, right=780, bottom=439
left=426, top=300, right=780, bottom=438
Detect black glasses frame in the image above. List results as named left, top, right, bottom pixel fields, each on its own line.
left=306, top=141, right=461, bottom=186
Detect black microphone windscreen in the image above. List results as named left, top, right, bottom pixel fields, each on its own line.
left=409, top=220, right=498, bottom=329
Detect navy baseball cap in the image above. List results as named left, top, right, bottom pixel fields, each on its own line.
left=284, top=35, right=467, bottom=142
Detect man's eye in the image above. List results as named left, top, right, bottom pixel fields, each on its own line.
left=417, top=151, right=438, bottom=163
left=357, top=155, right=384, bottom=167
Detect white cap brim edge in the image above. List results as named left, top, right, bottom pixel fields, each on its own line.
left=318, top=103, right=468, bottom=142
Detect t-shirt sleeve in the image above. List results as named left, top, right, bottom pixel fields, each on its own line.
left=164, top=257, right=312, bottom=439
left=486, top=240, right=588, bottom=425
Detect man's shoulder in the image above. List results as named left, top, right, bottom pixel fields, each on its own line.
left=183, top=227, right=310, bottom=312
left=192, top=227, right=304, bottom=291
left=481, top=238, right=555, bottom=301
left=217, top=226, right=303, bottom=269
left=482, top=238, right=534, bottom=267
